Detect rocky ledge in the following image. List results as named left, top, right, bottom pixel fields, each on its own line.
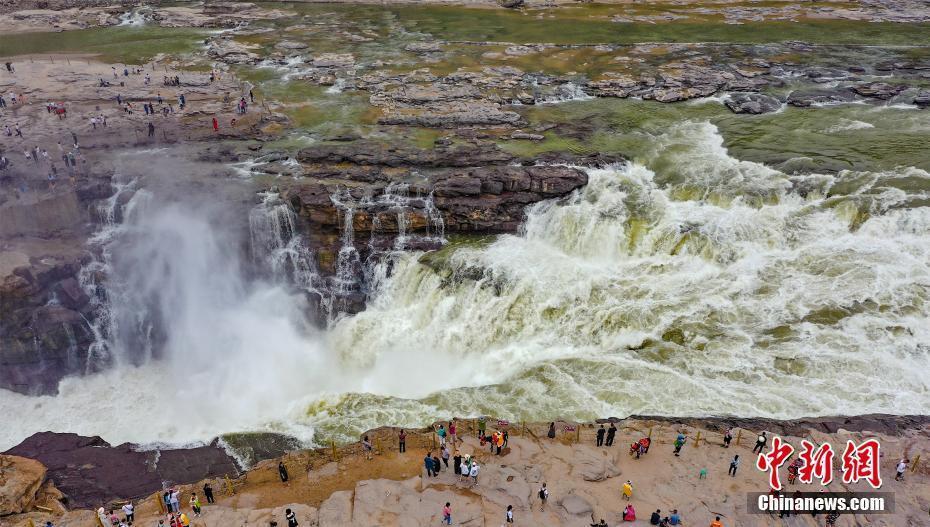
left=3, top=414, right=928, bottom=526
left=233, top=140, right=611, bottom=315
left=3, top=433, right=242, bottom=510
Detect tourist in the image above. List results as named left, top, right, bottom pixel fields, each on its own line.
left=674, top=432, right=686, bottom=456
left=537, top=483, right=549, bottom=510
left=121, top=502, right=134, bottom=524
left=596, top=425, right=605, bottom=446
left=178, top=512, right=189, bottom=527
left=398, top=429, right=406, bottom=453
left=477, top=416, right=486, bottom=438
left=91, top=116, right=98, bottom=129
left=424, top=452, right=435, bottom=477
left=170, top=489, right=180, bottom=512
left=622, top=480, right=633, bottom=500
left=432, top=453, right=441, bottom=476
left=441, top=445, right=450, bottom=469
left=729, top=454, right=740, bottom=476
left=441, top=502, right=451, bottom=525
left=723, top=427, right=733, bottom=447
left=590, top=520, right=608, bottom=527
left=249, top=89, right=255, bottom=103
left=212, top=116, right=218, bottom=132
left=285, top=508, right=298, bottom=527
left=623, top=504, right=636, bottom=522
left=606, top=423, right=617, bottom=446
left=278, top=461, right=289, bottom=483
left=4, top=62, right=13, bottom=73
left=469, top=461, right=479, bottom=486
left=669, top=509, right=681, bottom=525
left=437, top=424, right=447, bottom=447
left=15, top=124, right=23, bottom=137
left=448, top=420, right=457, bottom=444
left=710, top=515, right=724, bottom=527
left=189, top=494, right=201, bottom=517
left=0, top=94, right=5, bottom=107
left=458, top=456, right=469, bottom=483
left=752, top=432, right=767, bottom=454
left=148, top=122, right=155, bottom=138
left=651, top=509, right=662, bottom=525
left=202, top=483, right=214, bottom=504
left=896, top=458, right=909, bottom=481
left=503, top=504, right=513, bottom=523
left=547, top=422, right=556, bottom=439
left=363, top=436, right=372, bottom=460
left=496, top=431, right=504, bottom=455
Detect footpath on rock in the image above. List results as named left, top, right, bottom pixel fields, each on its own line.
left=2, top=416, right=929, bottom=526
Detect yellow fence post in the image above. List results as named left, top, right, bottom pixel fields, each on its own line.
left=28, top=518, right=36, bottom=527
left=522, top=421, right=526, bottom=437
left=695, top=431, right=701, bottom=447
left=224, top=474, right=234, bottom=496
left=736, top=429, right=742, bottom=446
left=155, top=491, right=166, bottom=514
left=911, top=454, right=920, bottom=473
left=331, top=441, right=338, bottom=462
left=576, top=426, right=581, bottom=445
left=648, top=426, right=653, bottom=440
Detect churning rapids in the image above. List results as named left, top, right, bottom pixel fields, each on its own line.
left=2, top=121, right=929, bottom=450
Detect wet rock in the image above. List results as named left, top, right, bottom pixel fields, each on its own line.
left=4, top=432, right=240, bottom=509
left=405, top=42, right=443, bottom=53
left=915, top=89, right=930, bottom=107
left=0, top=455, right=47, bottom=515
left=52, top=277, right=89, bottom=310
left=311, top=53, right=355, bottom=68
left=206, top=36, right=260, bottom=64
left=787, top=88, right=857, bottom=107
left=850, top=82, right=908, bottom=100
left=297, top=141, right=514, bottom=168
left=500, top=0, right=525, bottom=8
left=724, top=92, right=782, bottom=114
left=275, top=40, right=308, bottom=50
left=510, top=132, right=545, bottom=141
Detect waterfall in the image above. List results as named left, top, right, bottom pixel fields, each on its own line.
left=248, top=192, right=320, bottom=291
left=4, top=119, right=928, bottom=450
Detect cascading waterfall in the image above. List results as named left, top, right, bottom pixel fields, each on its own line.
left=2, top=120, right=928, bottom=450
left=248, top=192, right=320, bottom=291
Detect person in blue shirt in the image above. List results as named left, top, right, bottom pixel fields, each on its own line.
left=669, top=509, right=681, bottom=525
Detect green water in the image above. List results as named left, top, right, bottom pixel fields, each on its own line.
left=505, top=98, right=930, bottom=173
left=0, top=26, right=207, bottom=63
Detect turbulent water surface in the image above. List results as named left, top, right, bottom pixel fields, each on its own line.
left=2, top=105, right=929, bottom=449
left=2, top=3, right=930, bottom=451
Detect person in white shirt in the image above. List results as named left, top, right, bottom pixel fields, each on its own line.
left=121, top=502, right=134, bottom=524
left=469, top=463, right=479, bottom=486
left=895, top=459, right=909, bottom=481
